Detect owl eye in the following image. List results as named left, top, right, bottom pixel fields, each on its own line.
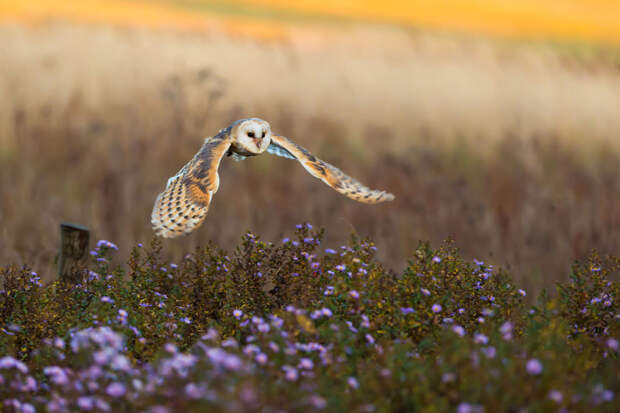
left=247, top=132, right=255, bottom=138
left=261, top=131, right=266, bottom=138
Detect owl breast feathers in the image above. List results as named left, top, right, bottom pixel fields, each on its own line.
left=151, top=118, right=394, bottom=238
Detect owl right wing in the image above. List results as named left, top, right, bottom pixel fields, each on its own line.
left=267, top=134, right=395, bottom=204
left=151, top=134, right=232, bottom=238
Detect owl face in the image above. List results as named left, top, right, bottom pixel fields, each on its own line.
left=231, top=118, right=272, bottom=155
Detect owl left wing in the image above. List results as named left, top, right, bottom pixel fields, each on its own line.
left=151, top=134, right=232, bottom=238
left=267, top=134, right=394, bottom=204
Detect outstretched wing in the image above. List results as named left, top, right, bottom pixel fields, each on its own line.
left=267, top=135, right=395, bottom=204
left=151, top=134, right=232, bottom=238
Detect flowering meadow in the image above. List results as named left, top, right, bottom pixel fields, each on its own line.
left=0, top=224, right=618, bottom=412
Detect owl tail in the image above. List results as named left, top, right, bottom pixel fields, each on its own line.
left=151, top=174, right=211, bottom=238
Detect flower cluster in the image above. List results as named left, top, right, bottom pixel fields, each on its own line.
left=0, top=225, right=618, bottom=411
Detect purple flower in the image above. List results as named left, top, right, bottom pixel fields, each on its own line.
left=401, top=307, right=415, bottom=315
left=308, top=395, right=327, bottom=409
left=111, top=354, right=130, bottom=371
left=347, top=376, right=360, bottom=389
left=526, top=358, right=543, bottom=375
left=282, top=237, right=290, bottom=244
left=336, top=264, right=346, bottom=272
left=431, top=304, right=442, bottom=313
left=432, top=256, right=442, bottom=263
left=482, top=308, right=494, bottom=317
left=349, top=290, right=360, bottom=299
left=325, top=248, right=336, bottom=254
left=299, top=358, right=314, bottom=369
left=452, top=325, right=466, bottom=337
left=106, top=382, right=126, bottom=398
left=0, top=356, right=29, bottom=373
left=269, top=315, right=284, bottom=328
left=283, top=365, right=299, bottom=381
left=365, top=333, right=375, bottom=344
left=48, top=398, right=69, bottom=413
left=243, top=344, right=259, bottom=356
left=233, top=309, right=243, bottom=319
left=457, top=403, right=482, bottom=413
left=100, top=296, right=114, bottom=304
left=474, top=333, right=488, bottom=345
left=21, top=403, right=35, bottom=413
left=96, top=240, right=118, bottom=250
left=442, top=372, right=456, bottom=383
left=21, top=376, right=37, bottom=392
left=607, top=338, right=619, bottom=351
left=185, top=383, right=205, bottom=399
left=43, top=366, right=69, bottom=386
left=500, top=321, right=513, bottom=334
left=421, top=288, right=431, bottom=296
left=548, top=390, right=563, bottom=403
left=164, top=343, right=178, bottom=354
left=77, top=396, right=94, bottom=410
left=518, top=289, right=527, bottom=297
left=221, top=338, right=238, bottom=348
left=256, top=353, right=268, bottom=365
left=481, top=346, right=496, bottom=359
left=201, top=328, right=218, bottom=341
left=95, top=399, right=110, bottom=412
left=207, top=348, right=242, bottom=371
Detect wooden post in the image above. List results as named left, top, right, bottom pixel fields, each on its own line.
left=58, top=222, right=90, bottom=282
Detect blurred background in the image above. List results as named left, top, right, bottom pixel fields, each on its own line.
left=1, top=1, right=619, bottom=293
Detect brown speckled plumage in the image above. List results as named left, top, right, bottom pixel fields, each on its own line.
left=151, top=132, right=231, bottom=238
left=269, top=134, right=395, bottom=204
left=151, top=118, right=394, bottom=238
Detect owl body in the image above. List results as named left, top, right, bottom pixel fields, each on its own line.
left=151, top=118, right=394, bottom=238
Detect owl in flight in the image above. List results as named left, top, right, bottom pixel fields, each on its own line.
left=151, top=118, right=395, bottom=238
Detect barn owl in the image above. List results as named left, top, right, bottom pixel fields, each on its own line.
left=151, top=118, right=395, bottom=238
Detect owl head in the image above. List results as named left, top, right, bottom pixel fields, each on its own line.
left=230, top=118, right=272, bottom=155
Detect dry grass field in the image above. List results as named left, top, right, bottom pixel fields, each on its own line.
left=1, top=3, right=619, bottom=294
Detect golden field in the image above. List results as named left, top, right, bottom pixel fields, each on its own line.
left=0, top=2, right=619, bottom=294
left=2, top=0, right=620, bottom=44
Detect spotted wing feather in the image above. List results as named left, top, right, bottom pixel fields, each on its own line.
left=151, top=134, right=231, bottom=238
left=268, top=135, right=394, bottom=204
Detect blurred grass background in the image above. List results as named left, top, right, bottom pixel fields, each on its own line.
left=0, top=1, right=619, bottom=294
